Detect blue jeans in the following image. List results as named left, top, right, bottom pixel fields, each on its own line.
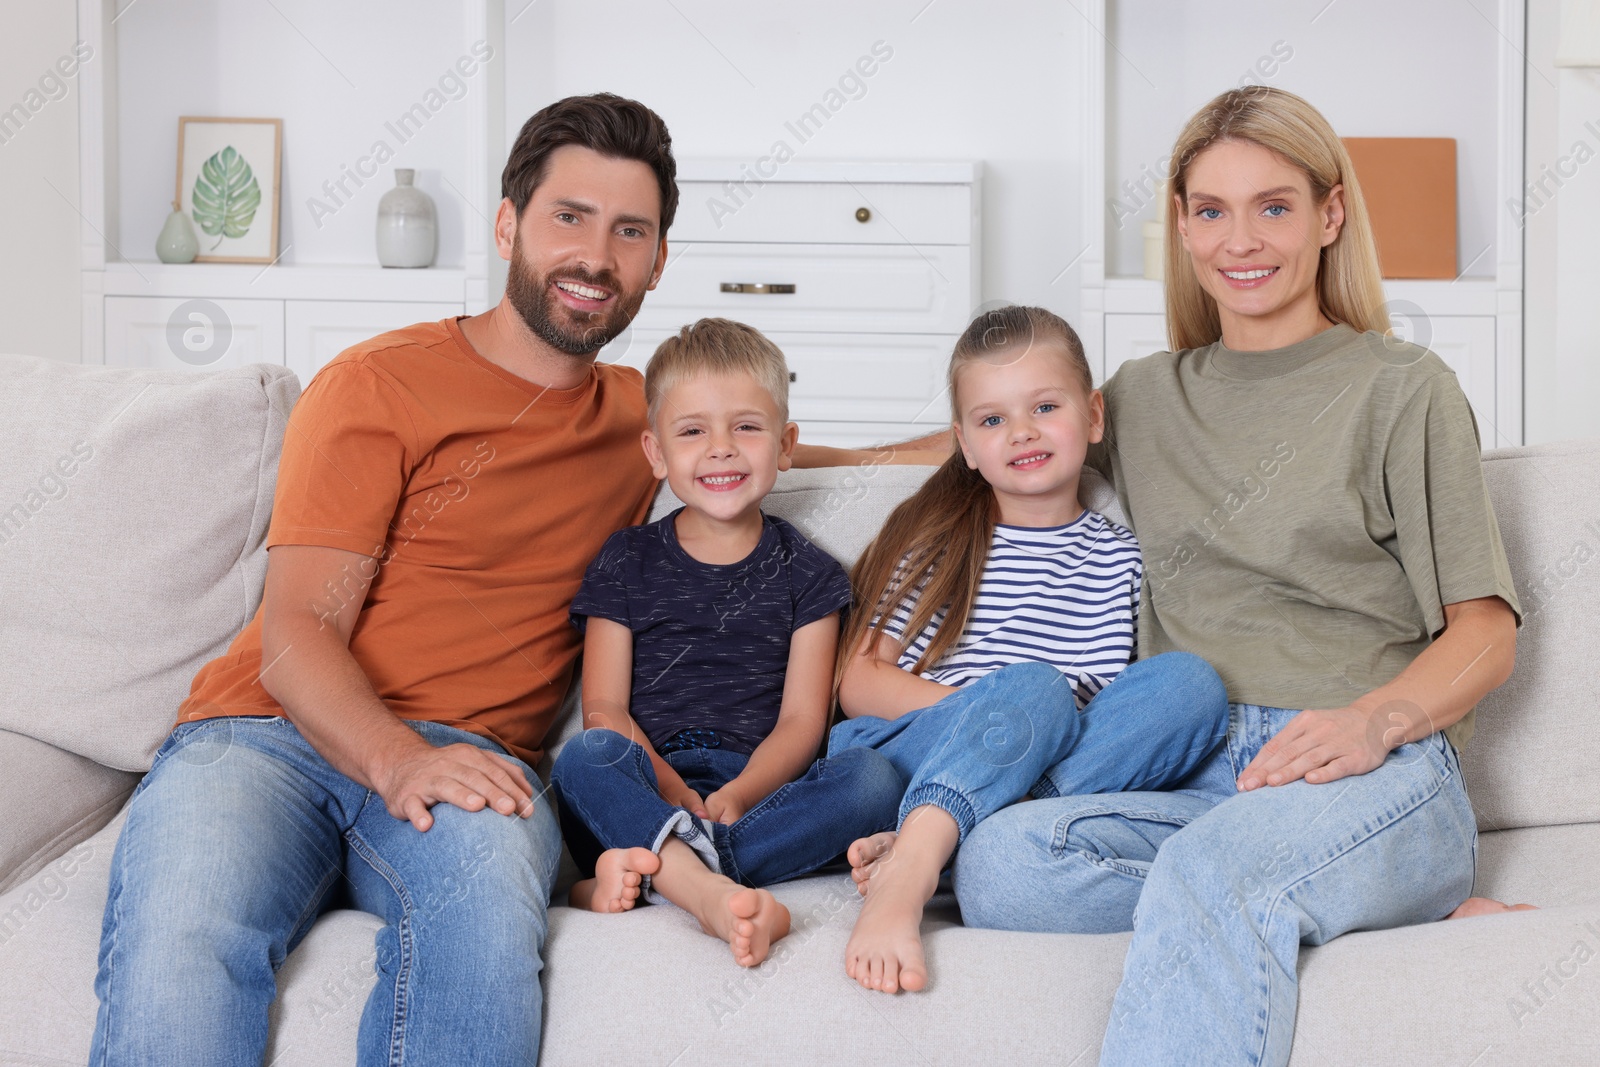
left=90, top=716, right=562, bottom=1067
left=550, top=730, right=903, bottom=887
left=953, top=704, right=1478, bottom=1067
left=828, top=653, right=1230, bottom=843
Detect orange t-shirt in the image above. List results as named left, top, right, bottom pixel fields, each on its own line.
left=177, top=317, right=657, bottom=767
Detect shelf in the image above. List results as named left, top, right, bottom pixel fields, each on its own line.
left=94, top=262, right=469, bottom=303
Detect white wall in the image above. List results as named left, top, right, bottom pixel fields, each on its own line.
left=0, top=1, right=84, bottom=362
left=1524, top=0, right=1600, bottom=444
left=504, top=0, right=1085, bottom=326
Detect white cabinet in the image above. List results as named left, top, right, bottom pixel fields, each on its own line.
left=104, top=297, right=285, bottom=372
left=284, top=300, right=465, bottom=384
left=630, top=161, right=981, bottom=448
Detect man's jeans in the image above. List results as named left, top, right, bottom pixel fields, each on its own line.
left=90, top=716, right=561, bottom=1067
left=828, top=652, right=1231, bottom=843
left=954, top=703, right=1478, bottom=1067
left=551, top=732, right=903, bottom=887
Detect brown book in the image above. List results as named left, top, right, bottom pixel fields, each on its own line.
left=1341, top=137, right=1458, bottom=279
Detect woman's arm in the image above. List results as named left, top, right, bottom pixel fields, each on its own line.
left=702, top=613, right=839, bottom=824
left=837, top=622, right=958, bottom=721
left=1237, top=595, right=1517, bottom=790
left=580, top=617, right=707, bottom=817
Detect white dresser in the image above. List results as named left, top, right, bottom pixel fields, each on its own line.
left=600, top=160, right=982, bottom=448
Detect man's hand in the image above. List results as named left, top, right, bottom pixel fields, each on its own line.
left=373, top=740, right=537, bottom=832
left=703, top=787, right=751, bottom=825
left=1237, top=705, right=1399, bottom=791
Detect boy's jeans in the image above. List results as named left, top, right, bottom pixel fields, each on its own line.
left=828, top=652, right=1231, bottom=843
left=90, top=715, right=562, bottom=1067
left=551, top=733, right=904, bottom=887
left=953, top=703, right=1478, bottom=1067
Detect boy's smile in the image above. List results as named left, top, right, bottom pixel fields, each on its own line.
left=642, top=371, right=798, bottom=559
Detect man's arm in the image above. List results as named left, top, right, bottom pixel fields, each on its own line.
left=579, top=617, right=708, bottom=818
left=702, top=613, right=840, bottom=824
left=791, top=429, right=951, bottom=469
left=259, top=544, right=536, bottom=831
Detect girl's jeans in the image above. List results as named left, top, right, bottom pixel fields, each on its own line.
left=90, top=716, right=561, bottom=1067
left=953, top=703, right=1478, bottom=1067
left=551, top=732, right=904, bottom=887
left=828, top=652, right=1232, bottom=843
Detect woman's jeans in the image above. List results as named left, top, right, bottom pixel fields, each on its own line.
left=550, top=731, right=904, bottom=887
left=953, top=703, right=1479, bottom=1067
left=90, top=715, right=562, bottom=1067
left=828, top=652, right=1231, bottom=843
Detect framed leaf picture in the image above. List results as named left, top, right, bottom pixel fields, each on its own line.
left=175, top=117, right=282, bottom=264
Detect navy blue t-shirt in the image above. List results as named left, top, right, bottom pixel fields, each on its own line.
left=570, top=509, right=852, bottom=756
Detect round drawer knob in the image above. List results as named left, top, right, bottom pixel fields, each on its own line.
left=855, top=207, right=871, bottom=223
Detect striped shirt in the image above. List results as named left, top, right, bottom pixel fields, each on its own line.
left=881, top=510, right=1142, bottom=709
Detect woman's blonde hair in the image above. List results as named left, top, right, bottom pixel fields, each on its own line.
left=837, top=306, right=1091, bottom=683
left=1163, top=86, right=1389, bottom=352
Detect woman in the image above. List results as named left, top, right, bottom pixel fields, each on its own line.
left=946, top=87, right=1524, bottom=1065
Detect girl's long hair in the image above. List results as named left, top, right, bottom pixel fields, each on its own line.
left=1164, top=86, right=1389, bottom=352
left=837, top=306, right=1091, bottom=682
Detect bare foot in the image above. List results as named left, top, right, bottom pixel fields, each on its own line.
left=573, top=847, right=660, bottom=914
left=1447, top=896, right=1538, bottom=919
left=848, top=831, right=898, bottom=897
left=697, top=886, right=791, bottom=968
left=844, top=806, right=957, bottom=994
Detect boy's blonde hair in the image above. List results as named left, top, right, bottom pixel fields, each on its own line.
left=644, top=318, right=790, bottom=426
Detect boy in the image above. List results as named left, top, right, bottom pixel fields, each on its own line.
left=550, top=318, right=903, bottom=968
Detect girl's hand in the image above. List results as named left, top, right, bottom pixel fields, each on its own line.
left=1237, top=702, right=1426, bottom=790
left=703, top=788, right=749, bottom=825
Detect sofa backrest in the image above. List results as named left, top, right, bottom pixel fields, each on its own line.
left=1462, top=439, right=1600, bottom=832
left=0, top=356, right=299, bottom=771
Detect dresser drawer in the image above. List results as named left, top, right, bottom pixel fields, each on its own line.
left=636, top=243, right=972, bottom=335
left=602, top=329, right=955, bottom=426
left=673, top=181, right=973, bottom=245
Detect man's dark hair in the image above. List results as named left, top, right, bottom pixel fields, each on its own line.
left=501, top=93, right=678, bottom=233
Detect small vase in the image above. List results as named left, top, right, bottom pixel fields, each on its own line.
left=155, top=200, right=199, bottom=264
left=376, top=169, right=437, bottom=269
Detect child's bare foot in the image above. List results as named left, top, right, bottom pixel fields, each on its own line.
left=1447, top=896, right=1538, bottom=919
left=573, top=847, right=660, bottom=913
left=697, top=886, right=791, bottom=968
left=848, top=831, right=898, bottom=897
left=844, top=806, right=958, bottom=994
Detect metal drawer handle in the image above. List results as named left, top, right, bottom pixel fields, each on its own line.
left=720, top=283, right=796, bottom=295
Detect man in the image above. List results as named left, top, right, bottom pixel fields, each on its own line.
left=90, top=93, right=799, bottom=1067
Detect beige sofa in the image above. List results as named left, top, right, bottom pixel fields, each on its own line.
left=1, top=354, right=1597, bottom=1065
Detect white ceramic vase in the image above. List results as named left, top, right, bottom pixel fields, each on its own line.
left=376, top=169, right=437, bottom=269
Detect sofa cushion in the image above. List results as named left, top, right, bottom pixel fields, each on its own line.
left=2, top=808, right=1595, bottom=1065
left=0, top=356, right=299, bottom=771
left=1464, top=439, right=1600, bottom=832
left=0, top=730, right=140, bottom=895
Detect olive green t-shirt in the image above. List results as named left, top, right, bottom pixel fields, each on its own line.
left=1092, top=323, right=1520, bottom=750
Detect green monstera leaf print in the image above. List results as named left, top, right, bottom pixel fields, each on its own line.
left=191, top=146, right=262, bottom=250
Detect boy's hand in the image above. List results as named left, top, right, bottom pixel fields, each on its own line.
left=660, top=780, right=708, bottom=819
left=703, top=787, right=751, bottom=825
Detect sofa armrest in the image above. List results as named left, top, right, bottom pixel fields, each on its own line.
left=0, top=729, right=141, bottom=894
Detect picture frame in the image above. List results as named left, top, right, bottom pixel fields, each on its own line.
left=175, top=116, right=282, bottom=264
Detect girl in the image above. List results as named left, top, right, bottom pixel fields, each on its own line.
left=951, top=88, right=1529, bottom=1066
left=829, top=305, right=1231, bottom=994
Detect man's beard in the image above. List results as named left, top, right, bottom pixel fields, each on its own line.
left=504, top=239, right=647, bottom=357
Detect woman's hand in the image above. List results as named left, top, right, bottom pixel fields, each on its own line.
left=1237, top=702, right=1421, bottom=790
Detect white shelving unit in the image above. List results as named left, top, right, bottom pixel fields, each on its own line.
left=76, top=0, right=503, bottom=378
left=1077, top=0, right=1526, bottom=447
